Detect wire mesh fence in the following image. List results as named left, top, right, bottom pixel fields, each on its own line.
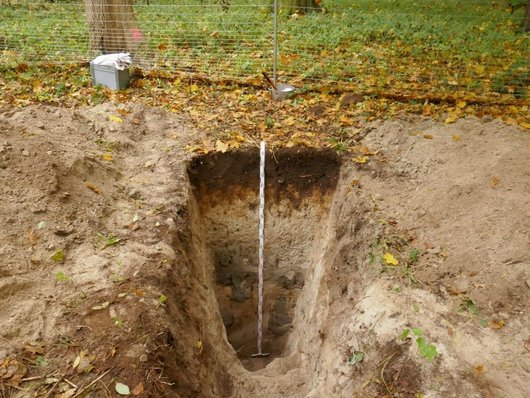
left=1, top=0, right=529, bottom=100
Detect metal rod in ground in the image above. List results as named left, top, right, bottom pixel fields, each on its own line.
left=252, top=141, right=270, bottom=358
left=273, top=0, right=278, bottom=86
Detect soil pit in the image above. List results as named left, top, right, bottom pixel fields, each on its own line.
left=187, top=148, right=341, bottom=370
left=1, top=104, right=529, bottom=398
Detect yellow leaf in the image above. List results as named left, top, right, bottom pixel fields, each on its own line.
left=109, top=115, right=123, bottom=123
left=283, top=116, right=296, bottom=126
left=72, top=354, right=81, bottom=369
left=215, top=140, right=229, bottom=153
left=423, top=134, right=433, bottom=140
left=489, top=319, right=505, bottom=329
left=473, top=64, right=485, bottom=75
left=101, top=153, right=113, bottom=162
left=195, top=340, right=203, bottom=354
left=352, top=156, right=369, bottom=164
left=227, top=140, right=241, bottom=149
left=132, top=383, right=144, bottom=396
left=491, top=176, right=500, bottom=188
left=456, top=100, right=467, bottom=109
left=340, top=115, right=353, bottom=126
left=519, top=122, right=530, bottom=130
left=452, top=134, right=461, bottom=141
left=445, top=113, right=458, bottom=124
left=383, top=253, right=399, bottom=266
left=185, top=145, right=209, bottom=154
left=190, top=84, right=199, bottom=93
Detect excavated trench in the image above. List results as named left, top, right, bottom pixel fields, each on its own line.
left=187, top=148, right=341, bottom=371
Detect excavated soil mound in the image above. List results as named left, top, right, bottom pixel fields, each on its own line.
left=0, top=104, right=528, bottom=398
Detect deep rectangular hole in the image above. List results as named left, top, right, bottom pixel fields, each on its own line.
left=187, top=147, right=341, bottom=371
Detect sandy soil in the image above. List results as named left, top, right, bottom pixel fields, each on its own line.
left=0, top=103, right=528, bottom=398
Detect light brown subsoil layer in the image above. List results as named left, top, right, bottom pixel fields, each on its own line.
left=0, top=104, right=528, bottom=398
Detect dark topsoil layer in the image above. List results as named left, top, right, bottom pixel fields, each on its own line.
left=187, top=147, right=342, bottom=209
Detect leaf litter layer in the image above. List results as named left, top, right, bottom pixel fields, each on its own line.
left=0, top=101, right=528, bottom=397
left=0, top=63, right=529, bottom=156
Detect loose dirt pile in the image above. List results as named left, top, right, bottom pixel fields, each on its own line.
left=0, top=103, right=528, bottom=398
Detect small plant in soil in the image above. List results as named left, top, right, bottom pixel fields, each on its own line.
left=459, top=296, right=479, bottom=315
left=50, top=249, right=65, bottom=262
left=55, top=271, right=70, bottom=282
left=95, top=138, right=115, bottom=152
left=370, top=236, right=421, bottom=285
left=402, top=248, right=421, bottom=285
left=327, top=137, right=349, bottom=154
left=458, top=296, right=491, bottom=327
left=348, top=350, right=365, bottom=368
left=157, top=294, right=168, bottom=306
left=399, top=328, right=439, bottom=361
left=96, top=232, right=121, bottom=249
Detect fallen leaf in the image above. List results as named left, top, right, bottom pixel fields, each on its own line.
left=0, top=357, right=27, bottom=385
left=195, top=340, right=203, bottom=354
left=445, top=112, right=458, bottom=124
left=423, top=134, right=433, bottom=139
left=92, top=302, right=110, bottom=310
left=72, top=354, right=81, bottom=369
left=109, top=115, right=123, bottom=123
left=352, top=156, right=369, bottom=164
left=101, top=153, right=113, bottom=162
left=340, top=115, right=353, bottom=126
left=85, top=183, right=100, bottom=194
left=16, top=63, right=29, bottom=73
left=51, top=249, right=65, bottom=262
left=283, top=116, right=296, bottom=126
left=116, top=382, right=131, bottom=395
left=383, top=253, right=399, bottom=266
left=57, top=389, right=76, bottom=398
left=451, top=134, right=461, bottom=141
left=215, top=140, right=229, bottom=153
left=132, top=382, right=144, bottom=396
left=489, top=319, right=505, bottom=329
left=473, top=64, right=485, bottom=75
left=23, top=343, right=45, bottom=356
left=491, top=176, right=500, bottom=188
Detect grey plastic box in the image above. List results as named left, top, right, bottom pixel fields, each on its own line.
left=90, top=62, right=130, bottom=90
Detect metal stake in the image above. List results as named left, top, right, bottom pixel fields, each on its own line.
left=252, top=141, right=270, bottom=358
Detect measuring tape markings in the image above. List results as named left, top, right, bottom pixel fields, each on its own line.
left=256, top=141, right=266, bottom=356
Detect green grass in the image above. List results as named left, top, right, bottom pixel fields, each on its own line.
left=0, top=0, right=528, bottom=98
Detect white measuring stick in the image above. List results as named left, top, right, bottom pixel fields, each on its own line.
left=253, top=141, right=268, bottom=357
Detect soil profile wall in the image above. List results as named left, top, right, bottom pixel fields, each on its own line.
left=187, top=148, right=340, bottom=370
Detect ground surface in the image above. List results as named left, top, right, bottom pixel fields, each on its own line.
left=0, top=103, right=529, bottom=398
